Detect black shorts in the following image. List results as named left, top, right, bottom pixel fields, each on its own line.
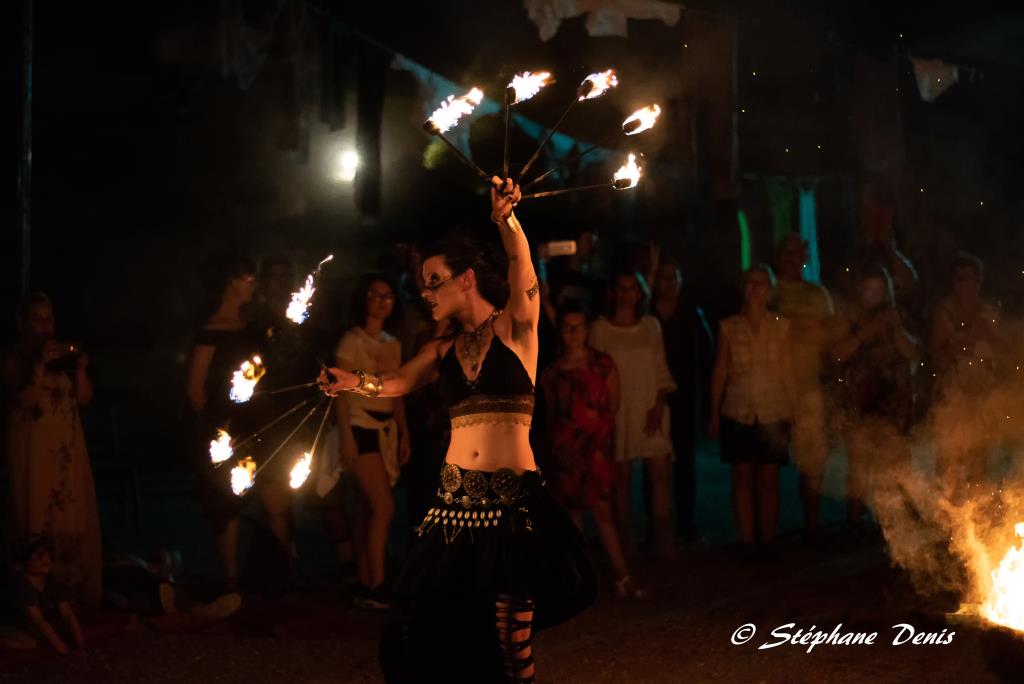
left=720, top=417, right=790, bottom=465
left=352, top=410, right=393, bottom=455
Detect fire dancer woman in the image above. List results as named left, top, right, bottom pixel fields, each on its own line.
left=321, top=178, right=594, bottom=683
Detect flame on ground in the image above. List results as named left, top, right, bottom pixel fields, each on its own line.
left=579, top=69, right=618, bottom=101
left=613, top=153, right=642, bottom=189
left=427, top=87, right=484, bottom=133
left=209, top=428, right=233, bottom=464
left=229, top=355, right=265, bottom=403
left=286, top=274, right=316, bottom=324
left=623, top=104, right=662, bottom=135
left=981, top=522, right=1024, bottom=631
left=230, top=456, right=257, bottom=496
left=509, top=71, right=552, bottom=104
left=289, top=451, right=313, bottom=489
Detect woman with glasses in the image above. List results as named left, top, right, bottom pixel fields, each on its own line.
left=321, top=178, right=594, bottom=684
left=333, top=273, right=410, bottom=609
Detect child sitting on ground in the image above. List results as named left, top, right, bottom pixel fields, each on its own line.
left=2, top=534, right=85, bottom=655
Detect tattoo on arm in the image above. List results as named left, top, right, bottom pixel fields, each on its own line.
left=526, top=279, right=540, bottom=301
left=508, top=254, right=519, bottom=262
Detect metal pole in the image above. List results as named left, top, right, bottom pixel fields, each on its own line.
left=18, top=0, right=33, bottom=296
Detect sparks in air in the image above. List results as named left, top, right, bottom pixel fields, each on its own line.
left=286, top=275, right=315, bottom=324
left=622, top=104, right=662, bottom=135
left=509, top=71, right=552, bottom=104
left=427, top=87, right=485, bottom=133
left=286, top=254, right=334, bottom=325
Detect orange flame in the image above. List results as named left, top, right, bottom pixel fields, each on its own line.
left=286, top=254, right=333, bottom=324
left=428, top=87, right=484, bottom=133
left=981, top=522, right=1024, bottom=631
left=230, top=456, right=256, bottom=496
left=209, top=428, right=233, bottom=464
left=229, top=355, right=265, bottom=403
left=579, top=70, right=618, bottom=101
left=509, top=71, right=552, bottom=104
left=622, top=104, right=662, bottom=135
left=613, top=153, right=642, bottom=189
left=289, top=451, right=313, bottom=489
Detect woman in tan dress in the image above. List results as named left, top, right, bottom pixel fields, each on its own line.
left=4, top=293, right=102, bottom=606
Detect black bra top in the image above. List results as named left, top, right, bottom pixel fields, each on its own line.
left=438, top=334, right=535, bottom=424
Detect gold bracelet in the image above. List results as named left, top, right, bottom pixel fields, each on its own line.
left=347, top=369, right=382, bottom=397
left=362, top=372, right=383, bottom=398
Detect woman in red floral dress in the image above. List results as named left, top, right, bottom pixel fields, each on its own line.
left=541, top=302, right=644, bottom=597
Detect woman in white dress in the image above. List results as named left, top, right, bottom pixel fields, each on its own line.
left=588, top=271, right=676, bottom=557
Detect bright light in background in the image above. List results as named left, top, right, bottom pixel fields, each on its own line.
left=333, top=149, right=359, bottom=182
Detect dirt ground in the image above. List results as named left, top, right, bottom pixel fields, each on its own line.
left=0, top=531, right=1011, bottom=684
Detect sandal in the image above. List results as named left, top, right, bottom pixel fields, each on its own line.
left=614, top=575, right=648, bottom=599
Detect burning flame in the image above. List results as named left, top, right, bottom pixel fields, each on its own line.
left=622, top=104, right=662, bottom=135
left=209, top=429, right=233, bottom=464
left=229, top=355, right=265, bottom=403
left=427, top=87, right=484, bottom=133
left=286, top=275, right=315, bottom=324
left=289, top=451, right=313, bottom=489
left=578, top=70, right=618, bottom=101
left=509, top=71, right=551, bottom=104
left=981, top=522, right=1024, bottom=631
left=285, top=254, right=333, bottom=325
left=613, top=153, right=642, bottom=189
left=230, top=456, right=257, bottom=496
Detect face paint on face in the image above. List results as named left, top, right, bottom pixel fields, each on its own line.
left=421, top=255, right=460, bottom=321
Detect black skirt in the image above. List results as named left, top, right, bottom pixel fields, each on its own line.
left=719, top=416, right=790, bottom=465
left=381, top=463, right=596, bottom=683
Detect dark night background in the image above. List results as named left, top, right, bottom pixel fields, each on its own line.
left=5, top=0, right=1024, bottom=556
left=5, top=2, right=1024, bottom=682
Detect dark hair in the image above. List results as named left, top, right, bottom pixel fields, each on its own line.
left=556, top=299, right=591, bottom=330
left=200, top=253, right=257, bottom=316
left=348, top=272, right=400, bottom=330
left=743, top=263, right=777, bottom=289
left=260, top=255, right=295, bottom=278
left=423, top=233, right=509, bottom=311
left=18, top=291, right=52, bottom=321
left=951, top=251, right=984, bottom=282
left=609, top=270, right=648, bottom=320
left=857, top=262, right=896, bottom=308
left=776, top=234, right=808, bottom=256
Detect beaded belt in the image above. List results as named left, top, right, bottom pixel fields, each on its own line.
left=415, top=463, right=538, bottom=543
left=435, top=462, right=531, bottom=508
